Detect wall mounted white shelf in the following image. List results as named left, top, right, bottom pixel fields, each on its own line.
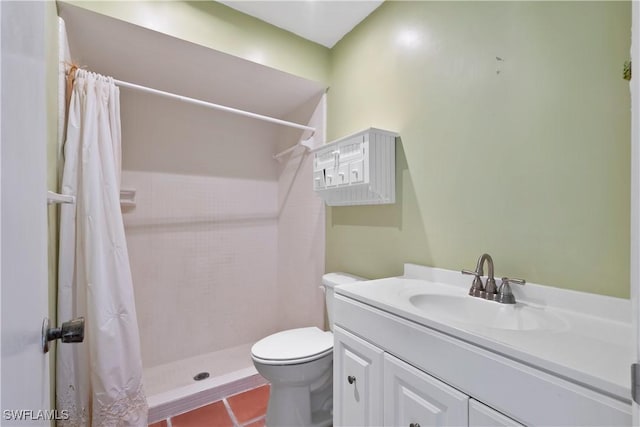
left=120, top=188, right=136, bottom=207
left=312, top=128, right=397, bottom=206
left=48, top=189, right=136, bottom=207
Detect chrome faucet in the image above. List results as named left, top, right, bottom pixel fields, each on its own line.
left=462, top=253, right=526, bottom=304
left=462, top=253, right=497, bottom=298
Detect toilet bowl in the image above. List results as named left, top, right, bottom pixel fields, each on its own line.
left=251, top=273, right=364, bottom=427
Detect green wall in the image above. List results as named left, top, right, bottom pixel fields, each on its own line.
left=62, top=0, right=330, bottom=84
left=327, top=1, right=631, bottom=298
left=58, top=1, right=632, bottom=300
left=45, top=0, right=59, bottom=414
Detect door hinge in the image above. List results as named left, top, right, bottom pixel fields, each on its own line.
left=632, top=363, right=640, bottom=404
left=624, top=60, right=632, bottom=81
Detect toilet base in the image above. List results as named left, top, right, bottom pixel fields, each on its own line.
left=265, top=383, right=332, bottom=427
left=254, top=353, right=333, bottom=427
left=251, top=327, right=336, bottom=427
left=266, top=384, right=309, bottom=426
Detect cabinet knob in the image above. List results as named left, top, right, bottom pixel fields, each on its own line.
left=409, top=424, right=421, bottom=427
left=347, top=375, right=356, bottom=384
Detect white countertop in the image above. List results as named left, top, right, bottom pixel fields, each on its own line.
left=335, top=264, right=632, bottom=402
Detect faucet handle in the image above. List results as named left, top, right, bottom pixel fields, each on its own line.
left=496, top=277, right=526, bottom=304
left=461, top=269, right=480, bottom=277
left=502, top=277, right=525, bottom=286
left=461, top=269, right=484, bottom=296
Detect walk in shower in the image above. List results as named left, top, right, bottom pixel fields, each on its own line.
left=59, top=4, right=327, bottom=422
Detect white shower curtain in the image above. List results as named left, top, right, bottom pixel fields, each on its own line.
left=57, top=69, right=148, bottom=426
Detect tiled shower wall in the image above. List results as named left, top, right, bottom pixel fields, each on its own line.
left=276, top=151, right=326, bottom=331
left=122, top=171, right=280, bottom=367
left=276, top=98, right=326, bottom=331
left=121, top=91, right=325, bottom=369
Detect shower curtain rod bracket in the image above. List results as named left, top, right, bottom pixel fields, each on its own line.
left=273, top=130, right=317, bottom=161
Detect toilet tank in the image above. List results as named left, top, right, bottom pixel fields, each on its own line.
left=322, top=273, right=366, bottom=331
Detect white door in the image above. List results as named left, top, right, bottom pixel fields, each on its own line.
left=1, top=1, right=51, bottom=424
left=333, top=326, right=384, bottom=427
left=383, top=354, right=468, bottom=427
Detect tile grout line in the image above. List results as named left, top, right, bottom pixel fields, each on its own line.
left=222, top=397, right=242, bottom=427
left=242, top=414, right=266, bottom=426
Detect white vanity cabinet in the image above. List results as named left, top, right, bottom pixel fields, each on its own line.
left=334, top=326, right=514, bottom=427
left=333, top=292, right=631, bottom=427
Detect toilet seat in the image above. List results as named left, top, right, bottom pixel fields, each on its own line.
left=251, top=327, right=333, bottom=365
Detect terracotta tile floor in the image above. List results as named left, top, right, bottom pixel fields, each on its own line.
left=150, top=384, right=270, bottom=427
left=226, top=384, right=270, bottom=424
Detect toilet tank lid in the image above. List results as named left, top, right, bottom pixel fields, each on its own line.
left=322, top=272, right=366, bottom=289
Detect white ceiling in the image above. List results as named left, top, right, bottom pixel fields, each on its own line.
left=218, top=1, right=384, bottom=48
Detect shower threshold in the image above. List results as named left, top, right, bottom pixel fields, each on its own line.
left=145, top=342, right=266, bottom=424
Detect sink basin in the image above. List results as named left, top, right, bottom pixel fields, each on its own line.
left=409, top=294, right=564, bottom=331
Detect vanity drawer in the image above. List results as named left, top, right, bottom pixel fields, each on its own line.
left=384, top=353, right=468, bottom=427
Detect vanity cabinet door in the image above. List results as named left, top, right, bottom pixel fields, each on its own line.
left=333, top=326, right=384, bottom=427
left=383, top=354, right=468, bottom=427
left=469, top=399, right=524, bottom=427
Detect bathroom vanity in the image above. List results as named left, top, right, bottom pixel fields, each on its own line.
left=333, top=264, right=632, bottom=426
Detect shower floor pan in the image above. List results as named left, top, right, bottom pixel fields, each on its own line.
left=145, top=342, right=267, bottom=424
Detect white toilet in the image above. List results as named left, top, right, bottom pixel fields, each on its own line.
left=251, top=273, right=364, bottom=427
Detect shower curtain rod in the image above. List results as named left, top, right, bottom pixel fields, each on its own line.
left=113, top=79, right=316, bottom=135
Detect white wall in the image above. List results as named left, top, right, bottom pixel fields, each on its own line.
left=276, top=96, right=326, bottom=331
left=123, top=170, right=280, bottom=367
